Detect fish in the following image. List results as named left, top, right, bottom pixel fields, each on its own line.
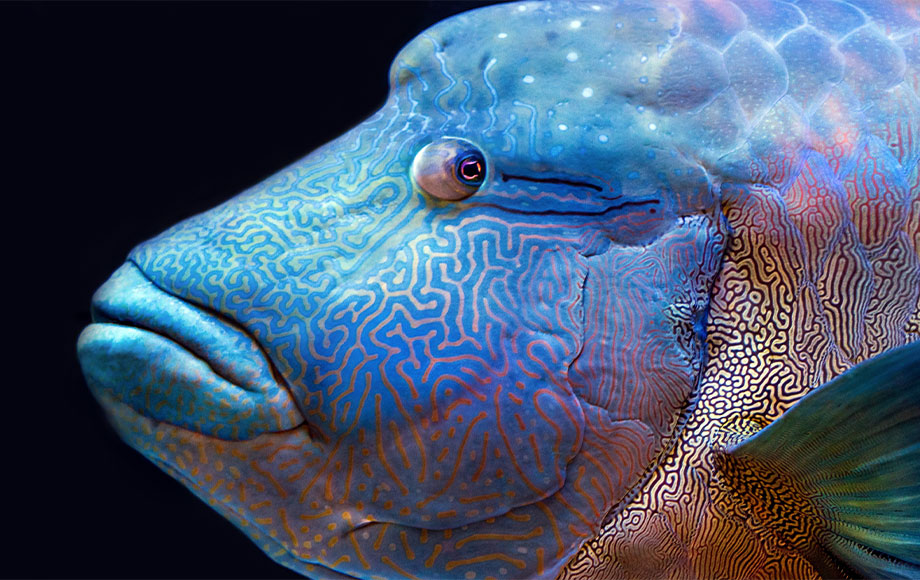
left=77, top=0, right=920, bottom=578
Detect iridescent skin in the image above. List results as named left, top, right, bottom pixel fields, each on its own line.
left=77, top=1, right=920, bottom=579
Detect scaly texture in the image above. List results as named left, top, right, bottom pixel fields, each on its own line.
left=561, top=1, right=920, bottom=578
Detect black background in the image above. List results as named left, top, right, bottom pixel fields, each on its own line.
left=7, top=2, right=500, bottom=577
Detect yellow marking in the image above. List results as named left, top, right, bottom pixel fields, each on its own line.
left=280, top=508, right=298, bottom=548
left=297, top=506, right=332, bottom=520
left=374, top=523, right=390, bottom=550
left=445, top=554, right=527, bottom=571
left=399, top=530, right=415, bottom=560
left=536, top=502, right=564, bottom=558
left=343, top=446, right=355, bottom=503
left=250, top=460, right=288, bottom=499
left=455, top=527, right=544, bottom=549
left=254, top=517, right=273, bottom=525
left=249, top=500, right=271, bottom=510
left=389, top=420, right=411, bottom=468
left=381, top=556, right=421, bottom=579
left=349, top=533, right=370, bottom=570
left=459, top=492, right=502, bottom=504
left=375, top=395, right=409, bottom=495
left=332, top=555, right=350, bottom=568
left=425, top=544, right=442, bottom=568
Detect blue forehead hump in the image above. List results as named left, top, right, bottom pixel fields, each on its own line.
left=387, top=2, right=686, bottom=172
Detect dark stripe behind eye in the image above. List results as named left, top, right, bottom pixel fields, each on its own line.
left=501, top=172, right=605, bottom=192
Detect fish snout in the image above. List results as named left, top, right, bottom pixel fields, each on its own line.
left=78, top=262, right=303, bottom=441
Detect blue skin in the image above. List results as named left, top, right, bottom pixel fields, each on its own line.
left=78, top=1, right=920, bottom=578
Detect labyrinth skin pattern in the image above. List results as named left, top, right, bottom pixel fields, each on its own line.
left=77, top=1, right=920, bottom=579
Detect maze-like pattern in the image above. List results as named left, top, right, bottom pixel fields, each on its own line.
left=79, top=0, right=920, bottom=578
left=561, top=0, right=920, bottom=578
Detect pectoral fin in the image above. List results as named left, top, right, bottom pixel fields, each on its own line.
left=715, top=341, right=920, bottom=579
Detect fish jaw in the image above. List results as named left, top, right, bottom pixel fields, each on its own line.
left=78, top=261, right=304, bottom=441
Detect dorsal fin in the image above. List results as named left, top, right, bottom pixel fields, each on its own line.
left=715, top=341, right=920, bottom=579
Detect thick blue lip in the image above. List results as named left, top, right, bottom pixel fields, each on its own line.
left=77, top=262, right=302, bottom=440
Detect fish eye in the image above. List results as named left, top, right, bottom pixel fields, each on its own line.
left=411, top=137, right=488, bottom=201
left=455, top=152, right=485, bottom=186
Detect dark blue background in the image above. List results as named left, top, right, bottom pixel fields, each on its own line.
left=8, top=2, right=499, bottom=577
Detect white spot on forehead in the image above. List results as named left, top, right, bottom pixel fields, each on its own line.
left=558, top=123, right=568, bottom=131
left=591, top=4, right=602, bottom=10
left=649, top=123, right=658, bottom=131
left=569, top=19, right=582, bottom=29
left=598, top=134, right=609, bottom=143
left=566, top=52, right=578, bottom=62
left=522, top=75, right=535, bottom=84
left=517, top=5, right=527, bottom=11
left=581, top=87, right=594, bottom=98
left=640, top=54, right=648, bottom=63
left=497, top=32, right=508, bottom=39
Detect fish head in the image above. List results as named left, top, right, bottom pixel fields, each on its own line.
left=78, top=1, right=728, bottom=577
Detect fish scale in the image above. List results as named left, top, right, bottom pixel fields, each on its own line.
left=78, top=1, right=920, bottom=578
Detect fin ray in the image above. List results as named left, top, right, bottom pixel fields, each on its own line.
left=716, top=341, right=920, bottom=578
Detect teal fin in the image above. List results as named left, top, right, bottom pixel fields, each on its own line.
left=715, top=341, right=920, bottom=579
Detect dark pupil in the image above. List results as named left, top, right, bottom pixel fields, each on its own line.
left=456, top=154, right=485, bottom=185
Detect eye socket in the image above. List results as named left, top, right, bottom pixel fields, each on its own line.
left=411, top=138, right=488, bottom=201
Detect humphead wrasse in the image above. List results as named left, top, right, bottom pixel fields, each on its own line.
left=78, top=1, right=920, bottom=578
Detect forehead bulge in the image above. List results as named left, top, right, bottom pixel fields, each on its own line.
left=388, top=0, right=736, bottom=214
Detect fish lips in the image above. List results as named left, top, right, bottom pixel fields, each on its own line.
left=77, top=262, right=302, bottom=441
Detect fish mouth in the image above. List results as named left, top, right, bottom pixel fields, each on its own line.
left=77, top=261, right=303, bottom=440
